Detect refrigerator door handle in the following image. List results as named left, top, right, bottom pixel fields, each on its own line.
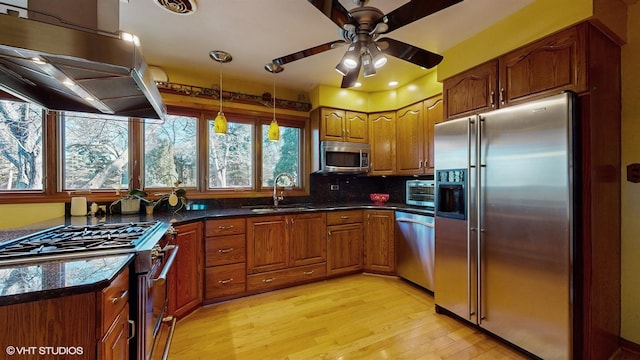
left=477, top=116, right=486, bottom=323
left=467, top=117, right=474, bottom=319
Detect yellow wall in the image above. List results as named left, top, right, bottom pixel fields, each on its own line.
left=438, top=0, right=593, bottom=80
left=0, top=203, right=64, bottom=229
left=621, top=1, right=640, bottom=345
left=310, top=70, right=443, bottom=112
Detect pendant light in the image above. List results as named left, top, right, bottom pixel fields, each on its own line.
left=209, top=50, right=232, bottom=134
left=265, top=62, right=283, bottom=141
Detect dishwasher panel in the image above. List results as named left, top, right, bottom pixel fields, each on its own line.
left=395, top=212, right=435, bottom=291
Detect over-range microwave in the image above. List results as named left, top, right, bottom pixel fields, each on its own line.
left=317, top=141, right=370, bottom=174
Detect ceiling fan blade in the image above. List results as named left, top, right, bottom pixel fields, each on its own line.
left=378, top=38, right=443, bottom=69
left=341, top=62, right=361, bottom=88
left=379, top=0, right=462, bottom=34
left=307, top=0, right=351, bottom=29
left=376, top=38, right=443, bottom=69
left=272, top=40, right=345, bottom=66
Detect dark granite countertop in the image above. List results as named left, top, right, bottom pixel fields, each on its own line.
left=0, top=253, right=134, bottom=306
left=0, top=202, right=431, bottom=305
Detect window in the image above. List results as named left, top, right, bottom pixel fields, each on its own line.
left=262, top=124, right=300, bottom=187
left=144, top=114, right=198, bottom=188
left=62, top=113, right=129, bottom=191
left=0, top=99, right=44, bottom=191
left=208, top=119, right=254, bottom=189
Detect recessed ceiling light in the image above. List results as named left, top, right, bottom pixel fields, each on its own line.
left=388, top=81, right=399, bottom=87
left=354, top=82, right=362, bottom=88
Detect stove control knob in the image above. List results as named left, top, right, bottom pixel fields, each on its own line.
left=150, top=244, right=163, bottom=260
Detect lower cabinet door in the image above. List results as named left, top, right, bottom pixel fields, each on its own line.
left=99, top=304, right=129, bottom=360
left=205, top=263, right=246, bottom=299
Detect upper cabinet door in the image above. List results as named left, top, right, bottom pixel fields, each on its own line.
left=395, top=102, right=424, bottom=175
left=345, top=111, right=368, bottom=143
left=368, top=112, right=396, bottom=176
left=499, top=24, right=587, bottom=107
left=424, top=95, right=443, bottom=174
left=320, top=108, right=346, bottom=141
left=443, top=60, right=498, bottom=120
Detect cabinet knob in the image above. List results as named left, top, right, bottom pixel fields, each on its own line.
left=263, top=277, right=275, bottom=283
left=218, top=278, right=234, bottom=284
left=218, top=247, right=234, bottom=254
left=303, top=270, right=314, bottom=276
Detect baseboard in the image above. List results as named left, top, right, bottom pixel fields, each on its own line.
left=620, top=337, right=640, bottom=355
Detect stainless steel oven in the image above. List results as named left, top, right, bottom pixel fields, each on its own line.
left=134, top=227, right=179, bottom=360
left=406, top=179, right=435, bottom=208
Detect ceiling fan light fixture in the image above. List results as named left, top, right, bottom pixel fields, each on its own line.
left=335, top=61, right=349, bottom=76
left=367, top=42, right=387, bottom=68
left=341, top=42, right=362, bottom=69
left=362, top=53, right=376, bottom=77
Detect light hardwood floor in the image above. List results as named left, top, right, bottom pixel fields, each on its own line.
left=167, top=274, right=533, bottom=360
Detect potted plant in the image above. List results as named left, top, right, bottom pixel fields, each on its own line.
left=130, top=181, right=187, bottom=214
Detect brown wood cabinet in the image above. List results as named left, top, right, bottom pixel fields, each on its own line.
left=167, top=222, right=203, bottom=318
left=0, top=267, right=131, bottom=360
left=364, top=210, right=395, bottom=274
left=443, top=23, right=588, bottom=120
left=310, top=107, right=368, bottom=143
left=204, top=218, right=246, bottom=301
left=99, top=304, right=130, bottom=360
left=441, top=21, right=622, bottom=359
left=368, top=111, right=396, bottom=175
left=247, top=212, right=327, bottom=291
left=247, top=215, right=288, bottom=273
left=395, top=94, right=443, bottom=175
left=99, top=267, right=130, bottom=360
left=326, top=210, right=364, bottom=276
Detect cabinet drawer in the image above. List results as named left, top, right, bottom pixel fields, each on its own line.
left=247, top=263, right=326, bottom=292
left=100, top=267, right=129, bottom=335
left=205, top=234, right=246, bottom=266
left=326, top=210, right=363, bottom=225
left=206, top=218, right=246, bottom=236
left=205, top=263, right=246, bottom=299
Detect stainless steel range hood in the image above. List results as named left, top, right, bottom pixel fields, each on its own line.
left=0, top=12, right=167, bottom=120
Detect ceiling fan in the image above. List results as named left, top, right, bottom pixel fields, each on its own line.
left=271, top=0, right=463, bottom=88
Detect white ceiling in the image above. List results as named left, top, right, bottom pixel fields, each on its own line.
left=119, top=0, right=534, bottom=94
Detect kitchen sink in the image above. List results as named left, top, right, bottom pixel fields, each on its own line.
left=251, top=207, right=310, bottom=213
left=244, top=204, right=314, bottom=213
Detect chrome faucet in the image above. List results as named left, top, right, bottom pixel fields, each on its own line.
left=273, top=173, right=295, bottom=207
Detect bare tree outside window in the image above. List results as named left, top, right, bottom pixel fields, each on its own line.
left=0, top=99, right=43, bottom=190
left=144, top=115, right=198, bottom=188
left=63, top=113, right=129, bottom=190
left=262, top=125, right=300, bottom=187
left=208, top=120, right=253, bottom=188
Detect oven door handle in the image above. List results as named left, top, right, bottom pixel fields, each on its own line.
left=152, top=245, right=179, bottom=286
left=160, top=316, right=177, bottom=360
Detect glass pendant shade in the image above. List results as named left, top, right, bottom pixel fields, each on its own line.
left=209, top=50, right=232, bottom=135
left=214, top=111, right=228, bottom=134
left=268, top=118, right=280, bottom=141
left=265, top=62, right=283, bottom=141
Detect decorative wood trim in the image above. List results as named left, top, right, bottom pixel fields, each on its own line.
left=620, top=337, right=640, bottom=355
left=156, top=81, right=312, bottom=112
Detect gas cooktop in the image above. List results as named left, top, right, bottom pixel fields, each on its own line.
left=0, top=221, right=164, bottom=264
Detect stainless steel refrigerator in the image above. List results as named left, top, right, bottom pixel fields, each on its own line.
left=434, top=92, right=576, bottom=360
